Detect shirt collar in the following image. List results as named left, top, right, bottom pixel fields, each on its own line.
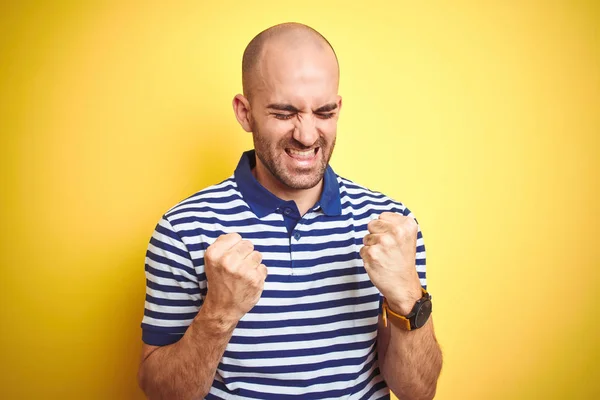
left=234, top=150, right=341, bottom=218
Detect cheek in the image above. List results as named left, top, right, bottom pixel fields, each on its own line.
left=260, top=120, right=294, bottom=143
left=317, top=119, right=338, bottom=139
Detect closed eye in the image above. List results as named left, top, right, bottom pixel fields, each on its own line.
left=316, top=113, right=335, bottom=119
left=273, top=113, right=295, bottom=120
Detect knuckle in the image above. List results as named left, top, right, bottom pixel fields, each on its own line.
left=218, top=232, right=236, bottom=243
left=228, top=232, right=242, bottom=241
left=243, top=270, right=258, bottom=285
left=364, top=246, right=376, bottom=258
left=204, top=247, right=215, bottom=262
left=259, top=264, right=268, bottom=277
left=380, top=234, right=394, bottom=247
left=221, top=253, right=237, bottom=268
left=399, top=220, right=417, bottom=238
left=362, top=234, right=370, bottom=245
left=407, top=218, right=418, bottom=232
left=391, top=225, right=403, bottom=238
left=251, top=250, right=263, bottom=263
left=233, top=266, right=249, bottom=280
left=242, top=240, right=255, bottom=251
left=250, top=274, right=263, bottom=288
left=256, top=278, right=266, bottom=290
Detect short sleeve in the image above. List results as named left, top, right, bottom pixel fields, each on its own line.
left=141, top=216, right=203, bottom=346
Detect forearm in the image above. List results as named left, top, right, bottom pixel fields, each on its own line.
left=138, top=307, right=236, bottom=400
left=380, top=319, right=442, bottom=400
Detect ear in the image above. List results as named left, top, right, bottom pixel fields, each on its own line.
left=336, top=95, right=343, bottom=118
left=232, top=94, right=253, bottom=132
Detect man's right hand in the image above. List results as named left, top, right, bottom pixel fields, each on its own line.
left=139, top=232, right=266, bottom=399
left=202, top=233, right=268, bottom=323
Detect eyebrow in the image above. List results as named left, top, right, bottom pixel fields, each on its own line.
left=266, top=104, right=300, bottom=112
left=315, top=103, right=338, bottom=113
left=266, top=103, right=338, bottom=113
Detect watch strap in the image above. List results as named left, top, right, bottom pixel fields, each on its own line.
left=382, top=288, right=429, bottom=331
left=382, top=298, right=412, bottom=330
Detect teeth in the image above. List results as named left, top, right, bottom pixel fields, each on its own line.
left=289, top=149, right=315, bottom=157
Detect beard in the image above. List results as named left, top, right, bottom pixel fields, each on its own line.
left=251, top=125, right=336, bottom=190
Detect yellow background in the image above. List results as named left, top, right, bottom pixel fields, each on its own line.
left=1, top=1, right=598, bottom=399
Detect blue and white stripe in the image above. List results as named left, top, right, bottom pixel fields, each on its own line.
left=142, top=153, right=426, bottom=400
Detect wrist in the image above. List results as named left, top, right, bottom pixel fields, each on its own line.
left=387, top=288, right=423, bottom=316
left=196, top=301, right=240, bottom=334
left=383, top=287, right=432, bottom=331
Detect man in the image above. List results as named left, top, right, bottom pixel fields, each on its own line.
left=138, top=22, right=442, bottom=400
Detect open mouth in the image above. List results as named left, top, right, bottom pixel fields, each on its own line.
left=286, top=148, right=319, bottom=160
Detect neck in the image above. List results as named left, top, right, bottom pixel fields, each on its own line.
left=252, top=163, right=323, bottom=216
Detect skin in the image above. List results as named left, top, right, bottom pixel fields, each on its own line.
left=138, top=233, right=267, bottom=400
left=233, top=27, right=342, bottom=215
left=138, top=23, right=442, bottom=400
left=362, top=212, right=443, bottom=399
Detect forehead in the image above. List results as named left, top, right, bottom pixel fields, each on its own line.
left=254, top=42, right=339, bottom=107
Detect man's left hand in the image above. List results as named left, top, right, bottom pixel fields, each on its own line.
left=360, top=212, right=423, bottom=316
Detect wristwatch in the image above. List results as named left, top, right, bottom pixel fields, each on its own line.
left=382, top=288, right=432, bottom=331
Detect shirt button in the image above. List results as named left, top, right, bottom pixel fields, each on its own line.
left=284, top=208, right=292, bottom=215
left=293, top=232, right=301, bottom=240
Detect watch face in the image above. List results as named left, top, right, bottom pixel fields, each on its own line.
left=415, top=300, right=432, bottom=328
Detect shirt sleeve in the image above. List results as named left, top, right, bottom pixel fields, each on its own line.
left=141, top=215, right=203, bottom=346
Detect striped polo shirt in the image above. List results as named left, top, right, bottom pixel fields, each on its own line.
left=141, top=150, right=427, bottom=399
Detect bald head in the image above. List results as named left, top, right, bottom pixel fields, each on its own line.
left=242, top=23, right=339, bottom=101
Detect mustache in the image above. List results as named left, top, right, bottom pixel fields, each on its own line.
left=280, top=136, right=326, bottom=150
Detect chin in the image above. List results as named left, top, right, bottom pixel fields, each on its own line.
left=282, top=173, right=324, bottom=190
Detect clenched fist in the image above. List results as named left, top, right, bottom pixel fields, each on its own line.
left=360, top=212, right=423, bottom=315
left=202, top=233, right=268, bottom=322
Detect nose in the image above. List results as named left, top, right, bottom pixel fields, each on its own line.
left=293, top=117, right=319, bottom=147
